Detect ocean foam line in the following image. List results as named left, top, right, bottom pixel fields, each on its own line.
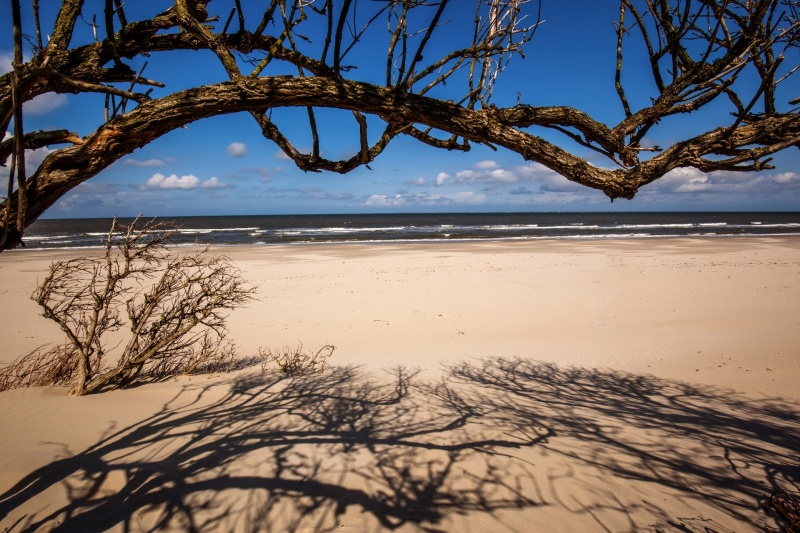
left=536, top=224, right=602, bottom=230
left=485, top=224, right=540, bottom=230
left=736, top=222, right=800, bottom=228
left=616, top=223, right=695, bottom=229
left=277, top=226, right=408, bottom=234
left=261, top=232, right=724, bottom=245
left=23, top=235, right=71, bottom=241
left=176, top=227, right=260, bottom=234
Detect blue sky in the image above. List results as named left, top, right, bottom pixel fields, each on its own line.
left=2, top=1, right=799, bottom=218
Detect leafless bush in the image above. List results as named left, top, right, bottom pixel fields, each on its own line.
left=0, top=217, right=256, bottom=395
left=259, top=344, right=335, bottom=377
left=0, top=345, right=78, bottom=391
left=0, top=336, right=239, bottom=393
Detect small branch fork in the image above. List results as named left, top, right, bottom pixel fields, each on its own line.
left=1, top=0, right=799, bottom=251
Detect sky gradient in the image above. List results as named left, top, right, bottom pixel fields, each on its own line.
left=2, top=1, right=799, bottom=218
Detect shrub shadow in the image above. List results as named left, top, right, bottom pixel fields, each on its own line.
left=0, top=359, right=797, bottom=531
left=446, top=358, right=799, bottom=531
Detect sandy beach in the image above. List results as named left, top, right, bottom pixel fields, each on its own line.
left=1, top=237, right=798, bottom=532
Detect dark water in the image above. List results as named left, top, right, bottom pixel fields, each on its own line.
left=18, top=212, right=800, bottom=250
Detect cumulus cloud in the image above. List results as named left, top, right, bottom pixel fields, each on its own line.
left=432, top=161, right=583, bottom=194
left=774, top=172, right=798, bottom=184
left=200, top=176, right=226, bottom=189
left=53, top=182, right=140, bottom=214
left=56, top=193, right=105, bottom=211
left=25, top=93, right=69, bottom=116
left=439, top=161, right=543, bottom=187
left=644, top=167, right=788, bottom=195
left=146, top=173, right=199, bottom=189
left=366, top=194, right=407, bottom=207
left=0, top=133, right=53, bottom=180
left=144, top=173, right=225, bottom=190
left=274, top=150, right=292, bottom=161
left=1, top=53, right=68, bottom=115
left=455, top=169, right=477, bottom=180
left=630, top=167, right=800, bottom=209
left=124, top=158, right=166, bottom=167
left=412, top=191, right=488, bottom=205
left=227, top=142, right=248, bottom=157
left=407, top=177, right=427, bottom=187
left=365, top=190, right=487, bottom=208
left=658, top=167, right=712, bottom=192
left=439, top=191, right=487, bottom=204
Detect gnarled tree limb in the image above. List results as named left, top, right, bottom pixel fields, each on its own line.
left=0, top=0, right=798, bottom=251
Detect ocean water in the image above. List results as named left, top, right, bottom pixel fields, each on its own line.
left=18, top=212, right=800, bottom=250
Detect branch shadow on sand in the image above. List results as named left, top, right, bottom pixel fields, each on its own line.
left=0, top=358, right=797, bottom=532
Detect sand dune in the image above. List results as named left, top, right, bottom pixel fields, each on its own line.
left=1, top=237, right=798, bottom=531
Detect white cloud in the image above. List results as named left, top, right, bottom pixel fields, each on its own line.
left=124, top=158, right=166, bottom=167
left=146, top=173, right=200, bottom=189
left=200, top=176, right=226, bottom=189
left=143, top=173, right=225, bottom=190
left=2, top=54, right=67, bottom=114
left=275, top=150, right=291, bottom=161
left=0, top=134, right=53, bottom=181
left=365, top=190, right=488, bottom=208
left=414, top=191, right=488, bottom=205
left=53, top=182, right=134, bottom=213
left=407, top=177, right=427, bottom=187
left=774, top=172, right=798, bottom=184
left=523, top=166, right=583, bottom=192
left=433, top=161, right=582, bottom=193
left=442, top=191, right=487, bottom=204
left=656, top=167, right=713, bottom=193
left=455, top=169, right=477, bottom=180
left=366, top=194, right=407, bottom=207
left=24, top=93, right=68, bottom=116
left=487, top=168, right=516, bottom=182
left=227, top=142, right=248, bottom=157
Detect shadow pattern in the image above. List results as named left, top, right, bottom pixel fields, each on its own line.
left=0, top=359, right=797, bottom=532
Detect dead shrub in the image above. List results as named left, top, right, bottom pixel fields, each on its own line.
left=0, top=216, right=255, bottom=395
left=259, top=344, right=334, bottom=376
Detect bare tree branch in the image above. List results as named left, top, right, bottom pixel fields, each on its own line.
left=0, top=0, right=798, bottom=250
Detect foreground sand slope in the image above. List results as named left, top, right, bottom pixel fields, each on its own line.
left=1, top=237, right=798, bottom=532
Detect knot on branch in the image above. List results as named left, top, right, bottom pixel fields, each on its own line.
left=620, top=146, right=640, bottom=168
left=232, top=32, right=258, bottom=55
left=480, top=104, right=501, bottom=121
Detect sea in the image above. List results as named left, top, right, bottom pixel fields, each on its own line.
left=18, top=212, right=800, bottom=250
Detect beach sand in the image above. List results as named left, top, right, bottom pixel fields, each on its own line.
left=0, top=237, right=798, bottom=531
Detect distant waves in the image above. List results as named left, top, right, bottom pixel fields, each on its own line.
left=21, top=212, right=800, bottom=250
